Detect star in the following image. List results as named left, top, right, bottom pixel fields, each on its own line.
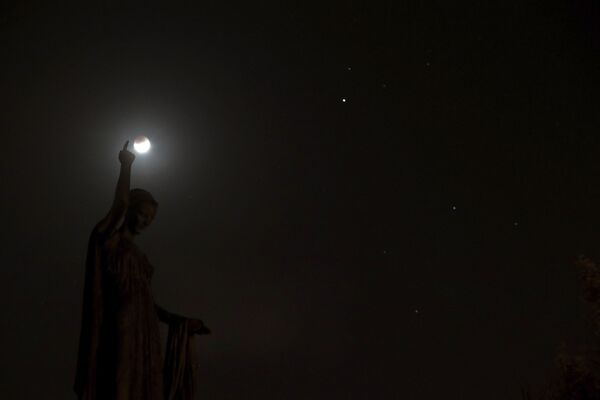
left=341, top=98, right=347, bottom=103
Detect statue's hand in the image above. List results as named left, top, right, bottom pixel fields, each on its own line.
left=188, top=318, right=211, bottom=335
left=119, top=141, right=136, bottom=166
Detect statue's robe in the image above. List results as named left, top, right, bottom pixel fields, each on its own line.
left=74, top=225, right=196, bottom=399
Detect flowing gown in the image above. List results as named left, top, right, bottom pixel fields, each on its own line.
left=75, top=227, right=196, bottom=400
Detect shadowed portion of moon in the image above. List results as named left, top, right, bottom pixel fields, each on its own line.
left=134, top=135, right=151, bottom=153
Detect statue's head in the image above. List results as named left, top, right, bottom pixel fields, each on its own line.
left=126, top=188, right=158, bottom=235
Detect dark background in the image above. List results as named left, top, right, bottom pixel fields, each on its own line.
left=2, top=1, right=600, bottom=398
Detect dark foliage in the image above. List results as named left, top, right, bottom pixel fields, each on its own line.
left=537, top=257, right=600, bottom=400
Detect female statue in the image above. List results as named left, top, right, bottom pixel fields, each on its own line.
left=74, top=141, right=210, bottom=400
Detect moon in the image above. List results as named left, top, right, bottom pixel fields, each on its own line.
left=133, top=135, right=151, bottom=153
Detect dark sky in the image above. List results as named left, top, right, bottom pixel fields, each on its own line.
left=2, top=1, right=600, bottom=398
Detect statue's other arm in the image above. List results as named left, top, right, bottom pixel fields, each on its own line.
left=155, top=303, right=185, bottom=325
left=155, top=303, right=211, bottom=335
left=95, top=141, right=135, bottom=237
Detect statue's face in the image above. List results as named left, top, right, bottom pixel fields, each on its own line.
left=129, top=202, right=157, bottom=234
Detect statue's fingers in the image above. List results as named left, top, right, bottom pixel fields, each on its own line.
left=123, top=140, right=129, bottom=150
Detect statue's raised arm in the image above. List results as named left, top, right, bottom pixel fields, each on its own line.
left=95, top=141, right=135, bottom=237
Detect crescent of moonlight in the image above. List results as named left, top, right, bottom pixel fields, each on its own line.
left=133, top=136, right=151, bottom=153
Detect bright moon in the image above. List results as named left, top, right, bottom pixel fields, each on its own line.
left=133, top=136, right=151, bottom=153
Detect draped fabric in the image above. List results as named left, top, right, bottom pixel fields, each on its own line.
left=74, top=227, right=196, bottom=399
left=164, top=320, right=196, bottom=400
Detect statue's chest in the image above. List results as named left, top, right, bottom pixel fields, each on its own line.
left=104, top=238, right=154, bottom=288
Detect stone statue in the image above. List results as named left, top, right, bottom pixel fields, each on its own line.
left=74, top=141, right=210, bottom=399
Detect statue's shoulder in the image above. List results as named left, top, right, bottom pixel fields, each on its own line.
left=103, top=232, right=123, bottom=250
left=89, top=226, right=121, bottom=249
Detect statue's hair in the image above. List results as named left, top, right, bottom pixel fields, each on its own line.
left=129, top=188, right=158, bottom=210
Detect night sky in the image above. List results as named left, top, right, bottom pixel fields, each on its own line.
left=3, top=1, right=600, bottom=399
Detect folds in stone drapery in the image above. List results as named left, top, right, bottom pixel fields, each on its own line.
left=164, top=320, right=197, bottom=400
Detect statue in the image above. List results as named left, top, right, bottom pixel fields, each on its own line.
left=74, top=141, right=210, bottom=399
